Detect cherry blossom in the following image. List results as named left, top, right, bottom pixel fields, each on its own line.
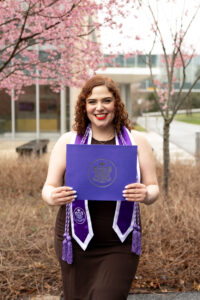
left=0, top=0, right=132, bottom=98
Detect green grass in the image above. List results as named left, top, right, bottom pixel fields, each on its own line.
left=175, top=113, right=200, bottom=125
left=133, top=123, right=146, bottom=131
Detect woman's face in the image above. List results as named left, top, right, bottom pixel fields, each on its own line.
left=86, top=85, right=115, bottom=130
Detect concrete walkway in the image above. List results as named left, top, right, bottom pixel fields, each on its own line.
left=137, top=116, right=200, bottom=156
left=140, top=131, right=195, bottom=163
left=0, top=130, right=195, bottom=163
left=128, top=292, right=200, bottom=299
left=30, top=291, right=200, bottom=300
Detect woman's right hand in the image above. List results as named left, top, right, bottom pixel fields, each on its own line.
left=47, top=186, right=77, bottom=206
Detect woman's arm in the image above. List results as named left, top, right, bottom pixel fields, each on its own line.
left=122, top=130, right=159, bottom=205
left=42, top=132, right=77, bottom=206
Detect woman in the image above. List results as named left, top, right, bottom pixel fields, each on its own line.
left=42, top=75, right=159, bottom=300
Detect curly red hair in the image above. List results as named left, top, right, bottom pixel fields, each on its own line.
left=73, top=75, right=132, bottom=135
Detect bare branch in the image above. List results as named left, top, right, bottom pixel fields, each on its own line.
left=180, top=4, right=200, bottom=46
left=147, top=56, right=166, bottom=119
left=147, top=2, right=170, bottom=90
left=174, top=75, right=200, bottom=117
left=170, top=51, right=187, bottom=121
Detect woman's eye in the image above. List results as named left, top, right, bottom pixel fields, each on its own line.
left=103, top=98, right=112, bottom=103
left=88, top=100, right=96, bottom=104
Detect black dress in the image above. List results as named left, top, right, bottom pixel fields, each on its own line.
left=54, top=137, right=139, bottom=300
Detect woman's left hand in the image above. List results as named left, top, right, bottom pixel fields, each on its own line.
left=122, top=183, right=148, bottom=203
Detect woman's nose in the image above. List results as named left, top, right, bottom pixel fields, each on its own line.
left=96, top=101, right=103, bottom=110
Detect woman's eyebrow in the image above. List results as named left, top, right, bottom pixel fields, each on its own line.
left=87, top=97, right=113, bottom=101
left=86, top=98, right=96, bottom=100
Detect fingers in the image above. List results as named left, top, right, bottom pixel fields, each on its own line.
left=53, top=189, right=76, bottom=199
left=125, top=183, right=144, bottom=189
left=122, top=183, right=147, bottom=203
left=50, top=186, right=77, bottom=206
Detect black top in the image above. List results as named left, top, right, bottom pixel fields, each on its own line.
left=87, top=137, right=132, bottom=248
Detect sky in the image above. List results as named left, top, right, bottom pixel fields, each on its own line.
left=99, top=0, right=200, bottom=55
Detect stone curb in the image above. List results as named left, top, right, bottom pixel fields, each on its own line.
left=28, top=291, right=200, bottom=300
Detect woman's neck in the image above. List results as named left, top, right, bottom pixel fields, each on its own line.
left=91, top=124, right=115, bottom=141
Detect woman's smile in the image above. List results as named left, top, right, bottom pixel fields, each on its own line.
left=95, top=113, right=108, bottom=120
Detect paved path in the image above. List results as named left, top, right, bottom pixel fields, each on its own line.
left=30, top=291, right=200, bottom=300
left=137, top=116, right=200, bottom=156
left=140, top=131, right=195, bottom=163
left=128, top=292, right=200, bottom=299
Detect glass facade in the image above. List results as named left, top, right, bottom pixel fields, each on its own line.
left=137, top=55, right=147, bottom=68
left=115, top=55, right=124, bottom=67
left=103, top=53, right=200, bottom=91
left=125, top=56, right=136, bottom=67
left=15, top=85, right=60, bottom=132
left=0, top=90, right=11, bottom=133
left=104, top=54, right=159, bottom=68
left=16, top=86, right=37, bottom=132
left=0, top=85, right=70, bottom=134
left=40, top=85, right=60, bottom=132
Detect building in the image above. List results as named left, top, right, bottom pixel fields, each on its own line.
left=0, top=54, right=200, bottom=139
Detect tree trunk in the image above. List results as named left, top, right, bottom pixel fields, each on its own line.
left=163, top=120, right=170, bottom=197
left=186, top=95, right=192, bottom=116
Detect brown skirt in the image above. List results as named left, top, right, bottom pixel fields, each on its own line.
left=54, top=203, right=139, bottom=300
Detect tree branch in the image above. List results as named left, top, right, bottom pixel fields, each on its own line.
left=174, top=75, right=200, bottom=116
left=0, top=4, right=31, bottom=73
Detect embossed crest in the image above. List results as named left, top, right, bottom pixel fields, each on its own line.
left=88, top=158, right=117, bottom=188
left=74, top=207, right=86, bottom=224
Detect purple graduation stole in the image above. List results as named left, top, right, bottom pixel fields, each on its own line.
left=62, top=125, right=141, bottom=264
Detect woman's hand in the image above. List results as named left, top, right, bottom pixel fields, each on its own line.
left=43, top=186, right=77, bottom=206
left=122, top=183, right=148, bottom=203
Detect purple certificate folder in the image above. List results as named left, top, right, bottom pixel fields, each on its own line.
left=65, top=144, right=137, bottom=201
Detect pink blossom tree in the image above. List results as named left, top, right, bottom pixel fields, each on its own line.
left=0, top=0, right=96, bottom=97
left=0, top=0, right=130, bottom=98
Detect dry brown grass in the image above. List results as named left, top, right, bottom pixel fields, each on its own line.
left=0, top=157, right=61, bottom=300
left=133, top=162, right=200, bottom=293
left=0, top=157, right=200, bottom=298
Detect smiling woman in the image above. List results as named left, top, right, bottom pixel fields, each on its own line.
left=42, top=75, right=159, bottom=300
left=73, top=75, right=132, bottom=136
left=85, top=85, right=115, bottom=138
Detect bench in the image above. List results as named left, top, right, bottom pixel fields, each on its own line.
left=16, top=139, right=49, bottom=156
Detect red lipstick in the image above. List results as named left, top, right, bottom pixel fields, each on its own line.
left=95, top=114, right=107, bottom=120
